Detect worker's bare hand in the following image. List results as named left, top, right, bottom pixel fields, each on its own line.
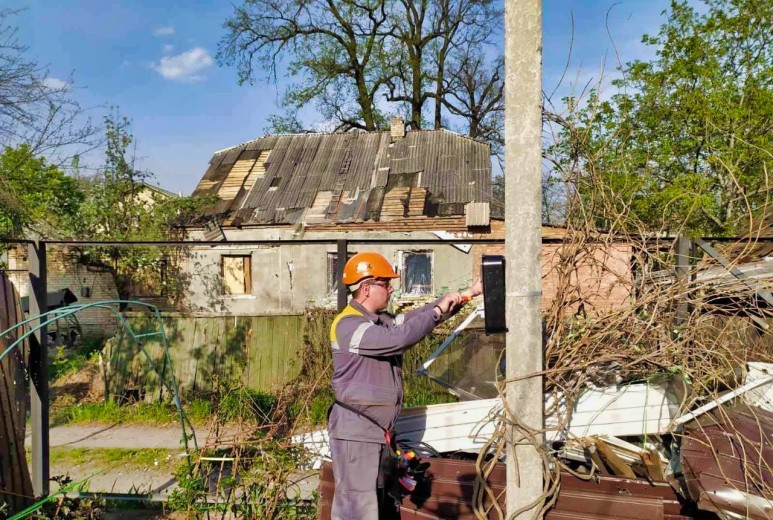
left=436, top=292, right=462, bottom=314
left=462, top=279, right=483, bottom=300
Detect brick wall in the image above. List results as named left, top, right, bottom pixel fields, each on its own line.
left=472, top=242, right=632, bottom=313
left=6, top=247, right=119, bottom=339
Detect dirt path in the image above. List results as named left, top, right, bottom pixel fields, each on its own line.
left=24, top=423, right=319, bottom=500
left=25, top=424, right=188, bottom=495
left=27, top=423, right=188, bottom=450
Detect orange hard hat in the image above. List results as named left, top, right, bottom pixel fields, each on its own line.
left=343, top=252, right=399, bottom=286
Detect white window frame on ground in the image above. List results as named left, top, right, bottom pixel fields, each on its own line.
left=398, top=250, right=434, bottom=296
left=222, top=255, right=252, bottom=295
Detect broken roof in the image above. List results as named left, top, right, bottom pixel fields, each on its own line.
left=191, top=129, right=491, bottom=226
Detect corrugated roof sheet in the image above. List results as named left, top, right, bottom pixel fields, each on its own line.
left=192, top=130, right=491, bottom=225
left=681, top=404, right=773, bottom=520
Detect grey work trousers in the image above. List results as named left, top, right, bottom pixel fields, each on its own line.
left=330, top=437, right=397, bottom=520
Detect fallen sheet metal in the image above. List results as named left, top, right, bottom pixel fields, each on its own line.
left=745, top=361, right=773, bottom=412
left=679, top=403, right=773, bottom=519
left=319, top=460, right=691, bottom=520
left=547, top=471, right=692, bottom=520
left=291, top=398, right=502, bottom=468
left=294, top=379, right=683, bottom=467
left=547, top=378, right=684, bottom=440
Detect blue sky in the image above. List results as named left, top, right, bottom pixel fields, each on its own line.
left=13, top=0, right=679, bottom=195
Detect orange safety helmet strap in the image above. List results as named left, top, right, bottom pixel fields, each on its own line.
left=342, top=252, right=399, bottom=286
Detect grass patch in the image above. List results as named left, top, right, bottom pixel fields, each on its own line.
left=32, top=447, right=179, bottom=472
left=51, top=400, right=186, bottom=427
left=49, top=338, right=105, bottom=381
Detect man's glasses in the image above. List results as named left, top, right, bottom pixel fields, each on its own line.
left=365, top=279, right=393, bottom=289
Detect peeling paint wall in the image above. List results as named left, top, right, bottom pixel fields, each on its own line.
left=182, top=228, right=481, bottom=316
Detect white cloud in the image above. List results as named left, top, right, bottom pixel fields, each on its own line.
left=152, top=47, right=213, bottom=82
left=154, top=25, right=175, bottom=36
left=163, top=44, right=174, bottom=54
left=42, top=77, right=69, bottom=90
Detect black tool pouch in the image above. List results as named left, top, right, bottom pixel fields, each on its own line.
left=380, top=431, right=403, bottom=509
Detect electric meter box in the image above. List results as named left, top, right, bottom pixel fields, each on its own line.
left=481, top=255, right=506, bottom=333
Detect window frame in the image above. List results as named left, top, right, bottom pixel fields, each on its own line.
left=221, top=254, right=252, bottom=295
left=398, top=250, right=434, bottom=296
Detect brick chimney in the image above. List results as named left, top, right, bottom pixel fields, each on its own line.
left=390, top=116, right=405, bottom=140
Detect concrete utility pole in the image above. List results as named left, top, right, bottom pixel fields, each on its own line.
left=504, top=0, right=543, bottom=517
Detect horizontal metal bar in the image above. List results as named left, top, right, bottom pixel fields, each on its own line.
left=40, top=236, right=773, bottom=247
left=42, top=239, right=506, bottom=246
left=134, top=331, right=164, bottom=338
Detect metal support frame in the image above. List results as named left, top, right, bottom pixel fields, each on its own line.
left=337, top=240, right=348, bottom=312
left=28, top=241, right=49, bottom=496
left=695, top=238, right=772, bottom=330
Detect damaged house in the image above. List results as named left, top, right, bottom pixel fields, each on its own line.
left=183, top=118, right=498, bottom=314
left=182, top=118, right=632, bottom=316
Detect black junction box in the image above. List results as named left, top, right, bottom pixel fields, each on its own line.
left=481, top=255, right=507, bottom=333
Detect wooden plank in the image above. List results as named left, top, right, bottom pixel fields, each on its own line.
left=0, top=274, right=33, bottom=512
left=642, top=449, right=665, bottom=481
left=587, top=445, right=611, bottom=475
left=594, top=438, right=636, bottom=478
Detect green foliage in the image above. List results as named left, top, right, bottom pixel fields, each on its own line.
left=168, top=441, right=316, bottom=519
left=7, top=475, right=106, bottom=520
left=48, top=338, right=104, bottom=381
left=558, top=0, right=773, bottom=235
left=0, top=144, right=84, bottom=238
left=49, top=447, right=176, bottom=470
left=216, top=385, right=278, bottom=424
left=65, top=112, right=217, bottom=302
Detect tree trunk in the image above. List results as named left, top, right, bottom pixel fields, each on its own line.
left=0, top=273, right=33, bottom=512
left=355, top=70, right=378, bottom=131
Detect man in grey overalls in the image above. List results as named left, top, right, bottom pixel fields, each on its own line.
left=329, top=251, right=482, bottom=519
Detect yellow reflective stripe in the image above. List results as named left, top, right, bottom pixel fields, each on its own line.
left=330, top=305, right=364, bottom=342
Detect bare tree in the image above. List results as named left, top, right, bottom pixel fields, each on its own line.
left=443, top=47, right=504, bottom=152
left=218, top=0, right=393, bottom=131
left=0, top=9, right=96, bottom=158
left=384, top=0, right=501, bottom=130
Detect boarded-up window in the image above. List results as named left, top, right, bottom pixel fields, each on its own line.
left=399, top=251, right=433, bottom=295
left=222, top=255, right=252, bottom=294
left=327, top=252, right=355, bottom=295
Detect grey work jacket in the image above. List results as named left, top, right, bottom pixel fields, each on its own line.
left=328, top=299, right=441, bottom=443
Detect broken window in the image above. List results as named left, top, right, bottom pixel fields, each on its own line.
left=399, top=251, right=433, bottom=295
left=327, top=252, right=355, bottom=295
left=222, top=255, right=252, bottom=294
